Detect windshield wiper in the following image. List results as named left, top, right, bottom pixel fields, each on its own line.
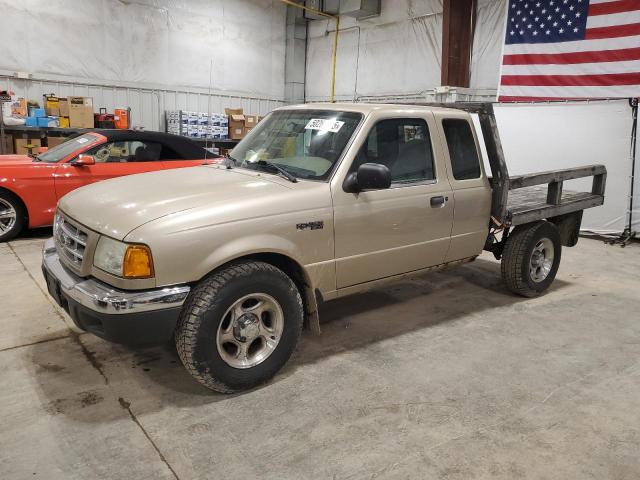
left=255, top=160, right=297, bottom=183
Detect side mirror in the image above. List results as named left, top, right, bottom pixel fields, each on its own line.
left=72, top=154, right=95, bottom=166
left=343, top=163, right=391, bottom=193
left=37, top=147, right=49, bottom=154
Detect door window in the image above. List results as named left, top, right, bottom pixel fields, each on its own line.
left=352, top=118, right=435, bottom=185
left=86, top=141, right=162, bottom=163
left=442, top=119, right=481, bottom=180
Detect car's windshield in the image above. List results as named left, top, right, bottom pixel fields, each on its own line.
left=36, top=133, right=101, bottom=163
left=231, top=109, right=363, bottom=181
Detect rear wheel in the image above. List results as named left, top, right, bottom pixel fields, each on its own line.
left=501, top=221, right=561, bottom=297
left=0, top=191, right=26, bottom=242
left=175, top=260, right=303, bottom=393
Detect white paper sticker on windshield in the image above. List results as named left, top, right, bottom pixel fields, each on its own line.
left=305, top=118, right=344, bottom=133
left=76, top=138, right=89, bottom=144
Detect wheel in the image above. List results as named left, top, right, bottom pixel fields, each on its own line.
left=501, top=221, right=561, bottom=297
left=0, top=191, right=26, bottom=242
left=175, top=260, right=303, bottom=393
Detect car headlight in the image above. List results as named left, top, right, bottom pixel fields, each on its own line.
left=93, top=236, right=154, bottom=279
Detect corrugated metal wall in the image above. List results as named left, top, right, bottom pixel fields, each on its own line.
left=1, top=75, right=285, bottom=132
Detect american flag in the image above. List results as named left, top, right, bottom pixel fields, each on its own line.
left=498, top=0, right=640, bottom=101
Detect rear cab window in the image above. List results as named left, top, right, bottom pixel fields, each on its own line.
left=442, top=119, right=481, bottom=180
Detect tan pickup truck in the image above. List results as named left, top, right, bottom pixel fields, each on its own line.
left=42, top=103, right=606, bottom=392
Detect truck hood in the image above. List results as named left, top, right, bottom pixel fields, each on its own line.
left=58, top=166, right=295, bottom=240
left=0, top=155, right=35, bottom=166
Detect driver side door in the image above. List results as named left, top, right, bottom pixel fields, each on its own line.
left=54, top=140, right=165, bottom=200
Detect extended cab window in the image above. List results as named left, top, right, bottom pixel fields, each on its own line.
left=352, top=118, right=435, bottom=185
left=87, top=141, right=162, bottom=163
left=442, top=119, right=481, bottom=180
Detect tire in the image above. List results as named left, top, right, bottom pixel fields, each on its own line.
left=176, top=260, right=303, bottom=393
left=501, top=221, right=562, bottom=297
left=0, top=190, right=26, bottom=242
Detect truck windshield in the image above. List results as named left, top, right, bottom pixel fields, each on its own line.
left=231, top=110, right=362, bottom=181
left=35, top=133, right=101, bottom=163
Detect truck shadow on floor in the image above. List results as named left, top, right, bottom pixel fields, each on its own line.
left=286, top=257, right=569, bottom=369
left=27, top=257, right=570, bottom=415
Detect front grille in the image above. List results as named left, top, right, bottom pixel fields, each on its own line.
left=54, top=214, right=89, bottom=269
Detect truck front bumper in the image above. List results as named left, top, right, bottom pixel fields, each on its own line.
left=41, top=238, right=190, bottom=345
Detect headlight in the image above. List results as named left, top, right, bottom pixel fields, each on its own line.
left=93, top=236, right=154, bottom=279
left=52, top=211, right=59, bottom=236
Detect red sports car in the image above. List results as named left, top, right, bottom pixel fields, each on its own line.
left=0, top=130, right=218, bottom=241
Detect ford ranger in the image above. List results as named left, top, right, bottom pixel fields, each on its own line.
left=42, top=103, right=606, bottom=393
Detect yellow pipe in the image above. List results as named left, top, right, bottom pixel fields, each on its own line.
left=280, top=0, right=339, bottom=102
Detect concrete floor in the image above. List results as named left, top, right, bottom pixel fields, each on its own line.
left=1, top=233, right=639, bottom=480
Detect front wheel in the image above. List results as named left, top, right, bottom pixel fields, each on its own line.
left=175, top=260, right=303, bottom=393
left=501, top=221, right=562, bottom=297
left=0, top=191, right=26, bottom=242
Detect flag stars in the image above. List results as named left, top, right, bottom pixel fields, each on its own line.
left=545, top=29, right=550, bottom=34
left=559, top=28, right=564, bottom=33
left=573, top=27, right=578, bottom=32
left=533, top=30, right=538, bottom=35
left=567, top=20, right=572, bottom=26
left=576, top=12, right=581, bottom=17
left=569, top=5, right=574, bottom=10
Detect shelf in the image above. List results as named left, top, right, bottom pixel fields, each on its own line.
left=0, top=125, right=87, bottom=134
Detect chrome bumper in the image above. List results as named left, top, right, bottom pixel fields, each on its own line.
left=42, top=238, right=190, bottom=315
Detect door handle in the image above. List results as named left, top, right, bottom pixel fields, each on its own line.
left=430, top=195, right=446, bottom=207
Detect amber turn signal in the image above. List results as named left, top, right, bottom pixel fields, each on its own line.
left=123, top=245, right=154, bottom=279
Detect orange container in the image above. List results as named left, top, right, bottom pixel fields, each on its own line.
left=114, top=108, right=130, bottom=129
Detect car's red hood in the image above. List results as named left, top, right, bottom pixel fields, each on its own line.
left=0, top=154, right=35, bottom=166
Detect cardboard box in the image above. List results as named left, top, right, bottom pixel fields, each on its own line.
left=47, top=136, right=68, bottom=148
left=11, top=97, right=27, bottom=117
left=58, top=98, right=69, bottom=117
left=44, top=95, right=61, bottom=116
left=1, top=134, right=13, bottom=154
left=68, top=96, right=94, bottom=128
left=30, top=107, right=46, bottom=118
left=14, top=138, right=42, bottom=155
left=225, top=109, right=245, bottom=140
left=245, top=114, right=258, bottom=128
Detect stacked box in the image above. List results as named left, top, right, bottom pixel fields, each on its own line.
left=165, top=110, right=229, bottom=139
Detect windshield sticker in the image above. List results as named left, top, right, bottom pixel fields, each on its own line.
left=305, top=119, right=344, bottom=133
left=76, top=138, right=89, bottom=144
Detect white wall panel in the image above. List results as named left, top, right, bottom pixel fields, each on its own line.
left=494, top=101, right=634, bottom=234
left=470, top=0, right=507, bottom=91
left=0, top=0, right=287, bottom=130
left=306, top=0, right=444, bottom=102
left=0, top=0, right=286, bottom=99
